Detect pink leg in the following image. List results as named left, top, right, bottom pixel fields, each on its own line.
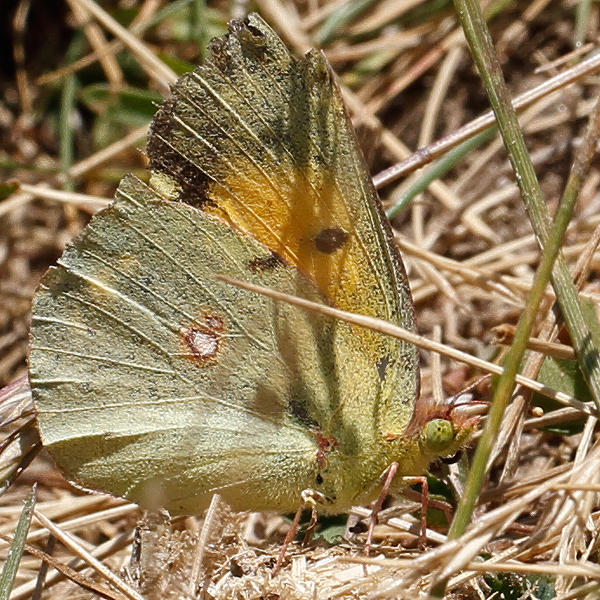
left=403, top=486, right=453, bottom=525
left=303, top=502, right=319, bottom=544
left=273, top=504, right=303, bottom=576
left=365, top=461, right=398, bottom=555
left=273, top=489, right=325, bottom=576
left=404, top=475, right=429, bottom=547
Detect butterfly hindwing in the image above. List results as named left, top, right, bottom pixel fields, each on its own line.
left=31, top=175, right=384, bottom=513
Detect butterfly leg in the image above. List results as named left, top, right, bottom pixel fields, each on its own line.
left=365, top=461, right=399, bottom=556
left=403, top=475, right=429, bottom=547
left=272, top=489, right=325, bottom=576
left=303, top=500, right=319, bottom=544
left=403, top=485, right=453, bottom=527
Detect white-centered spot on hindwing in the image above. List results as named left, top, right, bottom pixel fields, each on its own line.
left=181, top=312, right=226, bottom=364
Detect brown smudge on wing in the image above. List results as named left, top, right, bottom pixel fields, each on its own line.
left=247, top=251, right=286, bottom=272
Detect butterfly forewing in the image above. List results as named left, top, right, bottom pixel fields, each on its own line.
left=147, top=14, right=418, bottom=436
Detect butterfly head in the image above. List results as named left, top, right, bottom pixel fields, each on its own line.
left=404, top=392, right=483, bottom=460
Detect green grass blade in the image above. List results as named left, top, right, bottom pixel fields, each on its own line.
left=0, top=487, right=36, bottom=600
left=431, top=0, right=600, bottom=594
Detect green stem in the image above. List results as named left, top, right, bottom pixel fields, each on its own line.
left=431, top=0, right=600, bottom=595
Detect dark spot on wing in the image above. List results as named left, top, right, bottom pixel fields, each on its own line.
left=147, top=97, right=210, bottom=209
left=288, top=399, right=319, bottom=429
left=314, top=228, right=349, bottom=254
left=247, top=251, right=286, bottom=272
left=244, top=22, right=265, bottom=38
left=377, top=356, right=390, bottom=381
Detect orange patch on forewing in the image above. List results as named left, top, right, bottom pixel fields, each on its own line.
left=181, top=312, right=226, bottom=364
left=204, top=169, right=361, bottom=308
left=202, top=168, right=397, bottom=367
left=314, top=428, right=339, bottom=469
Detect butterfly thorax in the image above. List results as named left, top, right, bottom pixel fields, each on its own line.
left=307, top=411, right=475, bottom=514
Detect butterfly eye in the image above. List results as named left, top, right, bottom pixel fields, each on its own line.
left=422, top=419, right=454, bottom=453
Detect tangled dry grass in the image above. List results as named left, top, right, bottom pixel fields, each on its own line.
left=1, top=0, right=600, bottom=598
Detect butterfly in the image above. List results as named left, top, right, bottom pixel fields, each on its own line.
left=29, top=14, right=475, bottom=521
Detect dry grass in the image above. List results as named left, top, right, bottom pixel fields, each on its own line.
left=1, top=0, right=600, bottom=598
